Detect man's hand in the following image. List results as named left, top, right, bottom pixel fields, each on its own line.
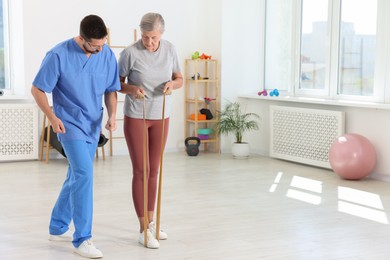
left=105, top=117, right=117, bottom=132
left=51, top=118, right=66, bottom=134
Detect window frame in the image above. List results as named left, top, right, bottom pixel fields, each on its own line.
left=1, top=0, right=25, bottom=99
left=293, top=0, right=332, bottom=98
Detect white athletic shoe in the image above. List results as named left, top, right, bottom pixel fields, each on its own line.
left=49, top=229, right=73, bottom=242
left=138, top=229, right=160, bottom=249
left=148, top=221, right=168, bottom=240
left=73, top=239, right=103, bottom=259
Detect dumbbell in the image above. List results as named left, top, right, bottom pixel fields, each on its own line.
left=257, top=90, right=268, bottom=96
left=269, top=89, right=279, bottom=96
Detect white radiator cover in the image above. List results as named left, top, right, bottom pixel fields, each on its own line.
left=270, top=105, right=345, bottom=168
left=0, top=104, right=39, bottom=161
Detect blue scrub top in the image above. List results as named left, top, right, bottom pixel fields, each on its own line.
left=33, top=38, right=120, bottom=143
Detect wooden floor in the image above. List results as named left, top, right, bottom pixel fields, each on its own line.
left=1, top=152, right=390, bottom=259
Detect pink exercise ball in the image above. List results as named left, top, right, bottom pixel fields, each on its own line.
left=329, top=133, right=376, bottom=180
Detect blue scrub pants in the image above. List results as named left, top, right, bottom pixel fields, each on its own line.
left=49, top=140, right=97, bottom=248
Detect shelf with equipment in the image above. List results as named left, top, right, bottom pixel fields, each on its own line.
left=184, top=59, right=219, bottom=153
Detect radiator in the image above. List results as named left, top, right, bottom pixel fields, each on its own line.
left=270, top=105, right=345, bottom=168
left=0, top=104, right=39, bottom=161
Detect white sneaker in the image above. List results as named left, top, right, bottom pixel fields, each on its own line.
left=138, top=229, right=160, bottom=249
left=73, top=239, right=103, bottom=259
left=49, top=229, right=73, bottom=242
left=148, top=221, right=168, bottom=240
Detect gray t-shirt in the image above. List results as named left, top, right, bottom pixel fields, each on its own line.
left=118, top=39, right=181, bottom=119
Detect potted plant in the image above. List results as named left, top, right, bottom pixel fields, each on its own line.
left=215, top=101, right=260, bottom=158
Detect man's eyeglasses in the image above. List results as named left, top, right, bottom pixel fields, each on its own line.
left=86, top=41, right=105, bottom=50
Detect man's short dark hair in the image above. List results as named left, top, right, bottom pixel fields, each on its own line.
left=80, top=15, right=108, bottom=41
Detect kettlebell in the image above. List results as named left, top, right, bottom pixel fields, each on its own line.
left=185, top=137, right=201, bottom=156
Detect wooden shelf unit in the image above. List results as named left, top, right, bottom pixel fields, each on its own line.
left=184, top=59, right=220, bottom=153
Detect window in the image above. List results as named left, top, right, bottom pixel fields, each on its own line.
left=0, top=0, right=25, bottom=98
left=338, top=0, right=377, bottom=96
left=0, top=0, right=7, bottom=90
left=299, top=0, right=329, bottom=92
left=264, top=0, right=385, bottom=102
left=264, top=0, right=293, bottom=92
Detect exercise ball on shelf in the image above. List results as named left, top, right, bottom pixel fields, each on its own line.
left=329, top=133, right=376, bottom=180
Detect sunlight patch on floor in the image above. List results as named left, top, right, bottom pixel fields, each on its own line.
left=338, top=201, right=389, bottom=224
left=338, top=186, right=389, bottom=224
left=285, top=176, right=322, bottom=205
left=286, top=189, right=322, bottom=205
left=338, top=186, right=384, bottom=209
left=269, top=171, right=283, bottom=192
left=290, top=176, right=322, bottom=193
left=268, top=174, right=389, bottom=224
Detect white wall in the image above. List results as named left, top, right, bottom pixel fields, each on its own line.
left=220, top=0, right=263, bottom=151
left=22, top=0, right=222, bottom=155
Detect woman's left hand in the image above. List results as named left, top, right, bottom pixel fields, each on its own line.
left=163, top=81, right=174, bottom=95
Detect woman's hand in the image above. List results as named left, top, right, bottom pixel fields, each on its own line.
left=163, top=81, right=174, bottom=95
left=134, top=87, right=146, bottom=99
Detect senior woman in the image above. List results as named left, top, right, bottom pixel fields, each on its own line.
left=118, top=12, right=183, bottom=249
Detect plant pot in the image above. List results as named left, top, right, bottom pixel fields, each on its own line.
left=231, top=142, right=250, bottom=159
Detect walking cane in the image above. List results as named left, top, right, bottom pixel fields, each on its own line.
left=142, top=93, right=148, bottom=247
left=156, top=92, right=166, bottom=240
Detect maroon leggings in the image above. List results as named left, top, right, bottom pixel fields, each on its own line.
left=123, top=115, right=169, bottom=218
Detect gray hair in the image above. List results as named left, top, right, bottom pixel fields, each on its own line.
left=139, top=13, right=165, bottom=33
